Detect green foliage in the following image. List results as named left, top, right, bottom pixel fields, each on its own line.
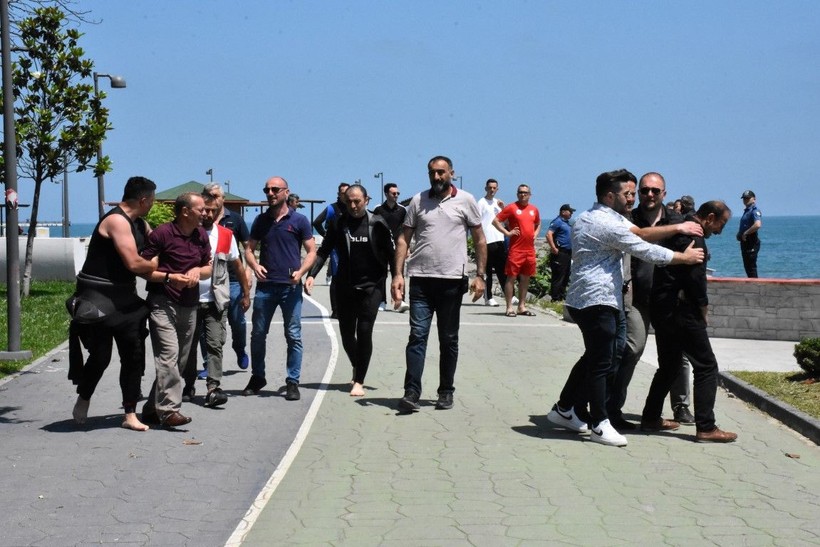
left=528, top=252, right=552, bottom=299
left=0, top=280, right=75, bottom=378
left=466, top=236, right=476, bottom=260
left=794, top=337, right=820, bottom=376
left=144, top=202, right=174, bottom=228
left=0, top=7, right=110, bottom=296
left=732, top=371, right=820, bottom=420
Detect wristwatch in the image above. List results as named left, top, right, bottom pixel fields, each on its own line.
left=476, top=273, right=486, bottom=280
left=164, top=272, right=171, bottom=285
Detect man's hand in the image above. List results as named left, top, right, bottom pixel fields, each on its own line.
left=682, top=241, right=705, bottom=264
left=251, top=264, right=267, bottom=280
left=184, top=268, right=201, bottom=288
left=391, top=274, right=404, bottom=309
left=469, top=276, right=485, bottom=302
left=304, top=277, right=315, bottom=295
left=677, top=221, right=704, bottom=237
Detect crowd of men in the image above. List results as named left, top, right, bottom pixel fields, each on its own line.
left=66, top=160, right=750, bottom=446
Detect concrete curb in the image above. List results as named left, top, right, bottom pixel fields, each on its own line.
left=720, top=370, right=820, bottom=446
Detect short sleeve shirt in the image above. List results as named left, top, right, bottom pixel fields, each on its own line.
left=141, top=221, right=212, bottom=306
left=404, top=187, right=481, bottom=279
left=477, top=197, right=505, bottom=244
left=249, top=209, right=313, bottom=284
left=496, top=202, right=540, bottom=256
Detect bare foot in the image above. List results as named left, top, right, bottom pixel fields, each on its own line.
left=350, top=382, right=365, bottom=397
left=73, top=396, right=90, bottom=424
left=121, top=412, right=149, bottom=431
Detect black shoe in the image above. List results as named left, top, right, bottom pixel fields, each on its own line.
left=673, top=405, right=695, bottom=425
left=285, top=382, right=301, bottom=401
left=182, top=386, right=196, bottom=403
left=162, top=411, right=192, bottom=428
left=435, top=392, right=454, bottom=410
left=398, top=390, right=420, bottom=412
left=609, top=416, right=638, bottom=431
left=242, top=375, right=267, bottom=396
left=204, top=388, right=228, bottom=408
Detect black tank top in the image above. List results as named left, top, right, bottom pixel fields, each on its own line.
left=81, top=206, right=148, bottom=285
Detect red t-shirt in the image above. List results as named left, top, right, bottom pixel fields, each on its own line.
left=496, top=203, right=540, bottom=255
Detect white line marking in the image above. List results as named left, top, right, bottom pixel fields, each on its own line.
left=224, top=294, right=338, bottom=546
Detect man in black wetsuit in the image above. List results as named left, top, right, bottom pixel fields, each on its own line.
left=68, top=177, right=158, bottom=431
left=304, top=184, right=396, bottom=396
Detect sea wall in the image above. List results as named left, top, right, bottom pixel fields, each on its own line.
left=706, top=278, right=820, bottom=341
left=0, top=237, right=87, bottom=283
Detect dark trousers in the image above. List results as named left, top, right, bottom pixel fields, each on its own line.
left=741, top=239, right=760, bottom=278
left=76, top=319, right=148, bottom=413
left=557, top=305, right=620, bottom=427
left=485, top=241, right=508, bottom=300
left=549, top=248, right=571, bottom=301
left=337, top=282, right=383, bottom=384
left=642, top=312, right=719, bottom=432
left=405, top=277, right=463, bottom=396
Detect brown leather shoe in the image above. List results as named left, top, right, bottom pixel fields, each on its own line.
left=161, top=411, right=192, bottom=428
left=696, top=427, right=737, bottom=443
left=640, top=418, right=681, bottom=432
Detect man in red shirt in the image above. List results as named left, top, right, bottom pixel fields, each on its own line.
left=493, top=184, right=541, bottom=317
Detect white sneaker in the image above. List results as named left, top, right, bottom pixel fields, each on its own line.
left=397, top=301, right=410, bottom=313
left=378, top=303, right=386, bottom=312
left=485, top=298, right=499, bottom=307
left=511, top=296, right=520, bottom=305
left=590, top=419, right=628, bottom=447
left=547, top=404, right=588, bottom=433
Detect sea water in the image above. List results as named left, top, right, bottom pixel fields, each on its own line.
left=58, top=215, right=820, bottom=280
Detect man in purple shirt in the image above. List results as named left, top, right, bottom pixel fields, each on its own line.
left=243, top=177, right=316, bottom=401
left=140, top=192, right=212, bottom=428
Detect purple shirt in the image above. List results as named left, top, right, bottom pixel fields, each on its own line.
left=249, top=208, right=313, bottom=284
left=141, top=221, right=211, bottom=306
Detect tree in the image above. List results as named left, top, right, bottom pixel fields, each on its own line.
left=0, top=6, right=109, bottom=296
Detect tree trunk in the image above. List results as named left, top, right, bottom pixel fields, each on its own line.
left=21, top=179, right=43, bottom=297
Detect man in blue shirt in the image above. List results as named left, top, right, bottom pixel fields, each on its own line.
left=243, top=177, right=316, bottom=401
left=737, top=190, right=762, bottom=278
left=545, top=203, right=575, bottom=302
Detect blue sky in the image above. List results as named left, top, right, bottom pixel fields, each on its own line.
left=23, top=1, right=820, bottom=224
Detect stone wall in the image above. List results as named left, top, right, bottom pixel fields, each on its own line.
left=707, top=277, right=820, bottom=341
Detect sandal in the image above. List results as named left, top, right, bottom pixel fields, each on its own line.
left=518, top=310, right=536, bottom=317
left=505, top=311, right=517, bottom=317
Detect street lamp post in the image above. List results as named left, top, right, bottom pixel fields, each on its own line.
left=374, top=172, right=383, bottom=196
left=454, top=175, right=463, bottom=189
left=1, top=0, right=32, bottom=360
left=206, top=168, right=213, bottom=182
left=94, top=72, right=126, bottom=218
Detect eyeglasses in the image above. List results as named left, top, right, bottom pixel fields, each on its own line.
left=389, top=192, right=400, bottom=196
left=517, top=191, right=530, bottom=195
left=263, top=186, right=286, bottom=195
left=639, top=187, right=662, bottom=196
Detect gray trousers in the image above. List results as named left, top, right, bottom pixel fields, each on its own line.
left=144, top=293, right=197, bottom=416
left=184, top=302, right=227, bottom=390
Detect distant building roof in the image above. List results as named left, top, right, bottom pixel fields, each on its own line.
left=154, top=181, right=249, bottom=202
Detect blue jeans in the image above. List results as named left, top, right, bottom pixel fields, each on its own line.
left=405, top=277, right=463, bottom=396
left=227, top=280, right=247, bottom=355
left=250, top=282, right=303, bottom=384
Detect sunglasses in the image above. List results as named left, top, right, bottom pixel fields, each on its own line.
left=639, top=187, right=662, bottom=196
left=263, top=186, right=286, bottom=195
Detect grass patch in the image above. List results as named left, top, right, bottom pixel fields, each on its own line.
left=732, top=370, right=820, bottom=420
left=0, top=280, right=74, bottom=379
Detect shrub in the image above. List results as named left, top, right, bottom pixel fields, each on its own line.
left=793, top=337, right=820, bottom=376
left=145, top=202, right=175, bottom=228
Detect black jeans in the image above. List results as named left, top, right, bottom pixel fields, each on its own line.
left=336, top=282, right=383, bottom=384
left=557, top=305, right=620, bottom=427
left=485, top=241, right=508, bottom=300
left=642, top=311, right=719, bottom=432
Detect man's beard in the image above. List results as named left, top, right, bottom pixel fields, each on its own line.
left=431, top=180, right=451, bottom=195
